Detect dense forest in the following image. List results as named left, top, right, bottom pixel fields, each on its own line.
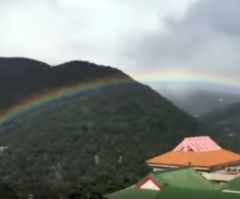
left=0, top=58, right=235, bottom=199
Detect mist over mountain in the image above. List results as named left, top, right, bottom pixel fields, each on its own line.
left=197, top=102, right=240, bottom=153
left=160, top=88, right=240, bottom=116
left=201, top=102, right=240, bottom=144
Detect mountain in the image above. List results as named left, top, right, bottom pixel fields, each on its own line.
left=200, top=103, right=240, bottom=152
left=0, top=58, right=202, bottom=199
left=0, top=57, right=128, bottom=109
left=158, top=88, right=240, bottom=116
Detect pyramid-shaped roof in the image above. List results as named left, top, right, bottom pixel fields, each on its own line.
left=173, top=136, right=221, bottom=152
left=137, top=176, right=161, bottom=191
left=147, top=136, right=240, bottom=169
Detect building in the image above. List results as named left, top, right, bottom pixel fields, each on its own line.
left=146, top=136, right=240, bottom=182
left=135, top=168, right=217, bottom=191
left=106, top=168, right=217, bottom=199
left=106, top=136, right=240, bottom=199
left=106, top=168, right=240, bottom=199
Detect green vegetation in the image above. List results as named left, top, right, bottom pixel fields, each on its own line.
left=0, top=58, right=202, bottom=198
left=0, top=58, right=239, bottom=198
left=0, top=82, right=201, bottom=198
left=0, top=183, right=18, bottom=199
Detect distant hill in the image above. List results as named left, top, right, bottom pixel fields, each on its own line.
left=201, top=103, right=240, bottom=152
left=0, top=57, right=202, bottom=198
left=159, top=87, right=240, bottom=116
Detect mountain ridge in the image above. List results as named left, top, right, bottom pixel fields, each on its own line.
left=0, top=57, right=132, bottom=110
left=0, top=57, right=201, bottom=199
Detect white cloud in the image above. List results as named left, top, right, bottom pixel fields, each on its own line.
left=128, top=0, right=240, bottom=90
left=0, top=0, right=197, bottom=67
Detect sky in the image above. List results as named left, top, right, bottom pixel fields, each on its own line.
left=0, top=0, right=196, bottom=66
left=1, top=0, right=240, bottom=114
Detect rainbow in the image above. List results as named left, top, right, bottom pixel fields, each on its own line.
left=0, top=70, right=239, bottom=127
left=133, top=70, right=240, bottom=88
left=0, top=77, right=132, bottom=127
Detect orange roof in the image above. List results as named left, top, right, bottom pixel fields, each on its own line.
left=146, top=149, right=240, bottom=169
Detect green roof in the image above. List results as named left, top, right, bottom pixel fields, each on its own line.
left=149, top=167, right=217, bottom=190
left=106, top=186, right=159, bottom=199
left=157, top=187, right=240, bottom=199
left=106, top=186, right=240, bottom=199
left=224, top=176, right=240, bottom=191
left=106, top=168, right=223, bottom=199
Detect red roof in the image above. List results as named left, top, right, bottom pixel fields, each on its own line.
left=173, top=136, right=221, bottom=152
left=136, top=176, right=161, bottom=191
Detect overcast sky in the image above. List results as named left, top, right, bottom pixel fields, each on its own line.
left=1, top=0, right=240, bottom=113
left=0, top=0, right=197, bottom=66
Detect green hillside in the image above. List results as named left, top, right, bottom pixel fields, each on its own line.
left=0, top=58, right=202, bottom=199
left=0, top=84, right=200, bottom=198
left=201, top=103, right=240, bottom=152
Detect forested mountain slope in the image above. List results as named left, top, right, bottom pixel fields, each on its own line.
left=0, top=58, right=201, bottom=198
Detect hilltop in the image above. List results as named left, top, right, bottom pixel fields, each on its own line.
left=0, top=57, right=129, bottom=109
